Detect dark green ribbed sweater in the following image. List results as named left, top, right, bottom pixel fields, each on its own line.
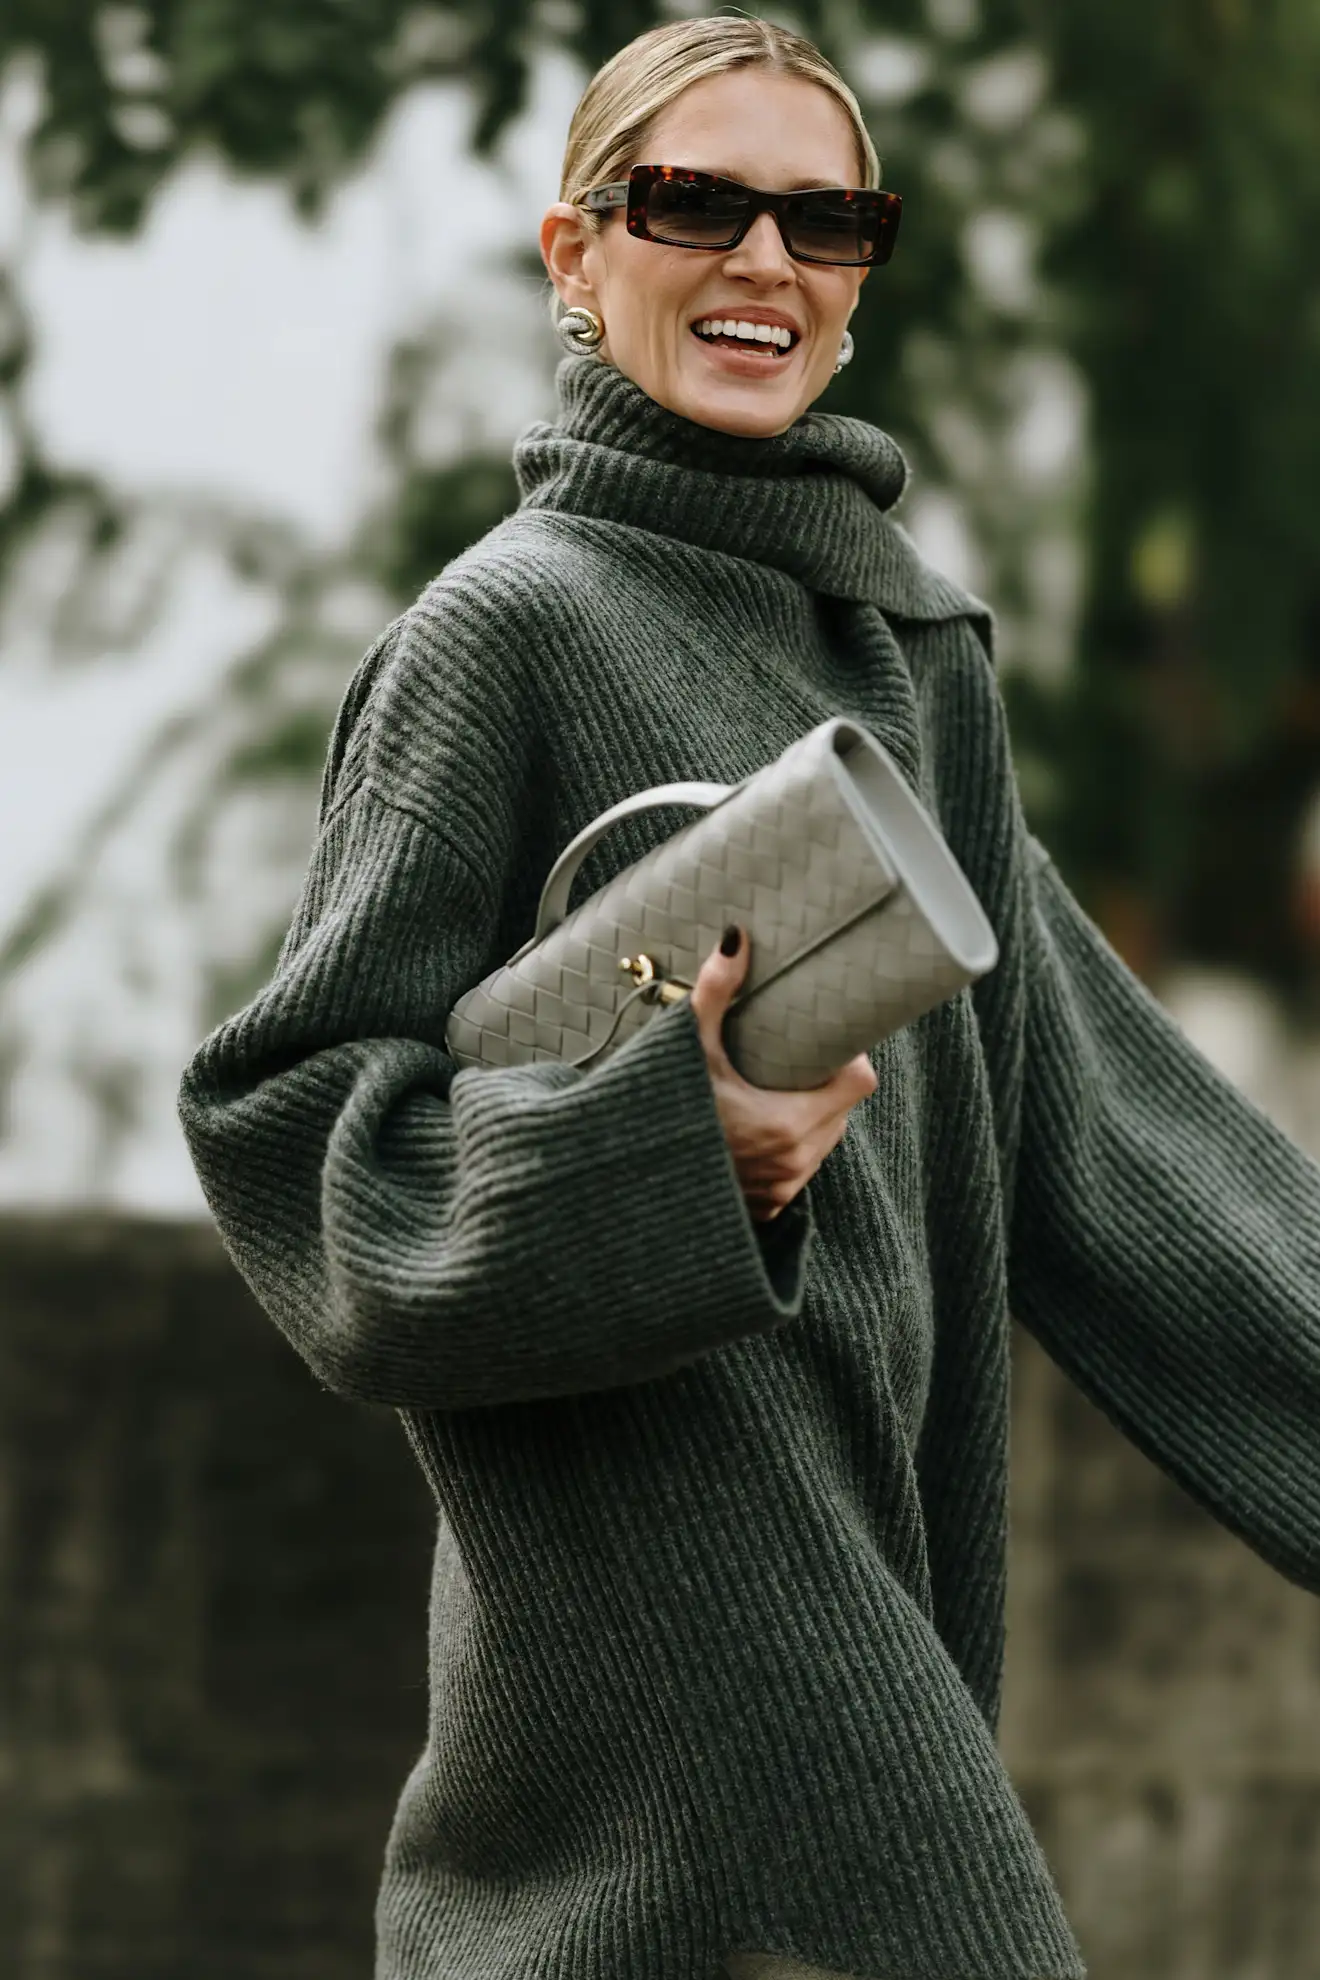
left=178, top=354, right=1320, bottom=1980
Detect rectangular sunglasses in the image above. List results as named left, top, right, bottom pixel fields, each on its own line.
left=577, top=163, right=902, bottom=268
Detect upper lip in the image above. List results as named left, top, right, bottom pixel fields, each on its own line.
left=690, top=307, right=802, bottom=342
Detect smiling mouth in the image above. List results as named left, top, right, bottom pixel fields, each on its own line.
left=691, top=319, right=798, bottom=357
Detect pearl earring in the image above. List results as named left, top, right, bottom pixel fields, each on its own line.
left=834, top=329, right=855, bottom=375
left=557, top=306, right=605, bottom=356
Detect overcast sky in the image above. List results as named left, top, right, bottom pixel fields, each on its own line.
left=22, top=51, right=584, bottom=544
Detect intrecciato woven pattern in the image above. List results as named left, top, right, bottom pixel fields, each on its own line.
left=445, top=717, right=994, bottom=1089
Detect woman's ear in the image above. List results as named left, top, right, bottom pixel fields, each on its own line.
left=540, top=203, right=599, bottom=314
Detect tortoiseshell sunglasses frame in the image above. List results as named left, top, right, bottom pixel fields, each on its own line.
left=576, top=163, right=902, bottom=268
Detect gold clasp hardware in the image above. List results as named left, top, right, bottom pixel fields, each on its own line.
left=619, top=952, right=692, bottom=1006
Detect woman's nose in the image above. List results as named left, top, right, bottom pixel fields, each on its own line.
left=723, top=208, right=795, bottom=277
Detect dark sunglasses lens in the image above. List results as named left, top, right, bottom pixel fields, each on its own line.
left=644, top=176, right=748, bottom=246
left=785, top=193, right=881, bottom=263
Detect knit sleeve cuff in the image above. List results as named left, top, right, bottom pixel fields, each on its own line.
left=318, top=990, right=817, bottom=1409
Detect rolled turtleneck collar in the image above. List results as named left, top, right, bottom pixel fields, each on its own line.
left=512, top=354, right=987, bottom=624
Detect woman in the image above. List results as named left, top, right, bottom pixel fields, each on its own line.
left=177, top=16, right=1320, bottom=1980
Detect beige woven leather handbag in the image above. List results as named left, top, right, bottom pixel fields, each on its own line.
left=445, top=716, right=999, bottom=1091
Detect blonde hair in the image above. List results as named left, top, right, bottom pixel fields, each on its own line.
left=548, top=14, right=880, bottom=332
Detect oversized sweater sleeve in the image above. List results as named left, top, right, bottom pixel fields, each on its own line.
left=176, top=601, right=815, bottom=1412
left=1008, top=835, right=1320, bottom=1596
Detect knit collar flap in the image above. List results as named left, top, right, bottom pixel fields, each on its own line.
left=512, top=354, right=988, bottom=624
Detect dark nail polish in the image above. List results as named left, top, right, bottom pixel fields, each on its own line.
left=720, top=924, right=740, bottom=956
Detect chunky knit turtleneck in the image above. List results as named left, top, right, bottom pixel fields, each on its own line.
left=515, top=353, right=975, bottom=617
left=178, top=352, right=1320, bottom=1980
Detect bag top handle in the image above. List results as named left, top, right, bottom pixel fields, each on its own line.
left=506, top=780, right=741, bottom=964
left=508, top=718, right=866, bottom=963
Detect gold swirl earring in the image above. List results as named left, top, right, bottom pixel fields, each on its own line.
left=557, top=306, right=605, bottom=356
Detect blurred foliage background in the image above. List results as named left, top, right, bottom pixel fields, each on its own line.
left=0, top=0, right=1318, bottom=1200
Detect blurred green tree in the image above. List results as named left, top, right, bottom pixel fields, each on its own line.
left=1029, top=0, right=1320, bottom=993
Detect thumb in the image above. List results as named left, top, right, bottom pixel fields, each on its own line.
left=688, top=923, right=750, bottom=1049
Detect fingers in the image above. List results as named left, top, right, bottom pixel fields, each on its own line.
left=823, top=1053, right=878, bottom=1108
left=747, top=1183, right=797, bottom=1223
left=688, top=921, right=876, bottom=1230
left=796, top=1055, right=876, bottom=1135
left=694, top=933, right=874, bottom=1103
left=849, top=1052, right=879, bottom=1100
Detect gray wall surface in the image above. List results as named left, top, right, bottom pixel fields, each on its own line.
left=2, top=1213, right=1318, bottom=1979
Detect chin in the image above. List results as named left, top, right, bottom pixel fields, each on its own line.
left=669, top=373, right=808, bottom=438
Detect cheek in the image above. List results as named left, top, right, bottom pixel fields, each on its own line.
left=609, top=245, right=702, bottom=349
left=652, top=265, right=703, bottom=345
left=810, top=275, right=857, bottom=330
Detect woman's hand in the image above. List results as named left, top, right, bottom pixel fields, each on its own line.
left=687, top=924, right=878, bottom=1223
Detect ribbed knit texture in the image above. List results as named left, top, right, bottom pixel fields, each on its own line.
left=178, top=354, right=1320, bottom=1980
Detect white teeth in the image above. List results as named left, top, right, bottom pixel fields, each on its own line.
left=695, top=318, right=794, bottom=349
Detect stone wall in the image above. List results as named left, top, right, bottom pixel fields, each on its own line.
left=2, top=1213, right=1317, bottom=1979
left=2, top=1213, right=434, bottom=1980
left=1002, top=1326, right=1320, bottom=1978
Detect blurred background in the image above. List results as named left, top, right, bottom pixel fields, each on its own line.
left=1, top=2, right=1318, bottom=1977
